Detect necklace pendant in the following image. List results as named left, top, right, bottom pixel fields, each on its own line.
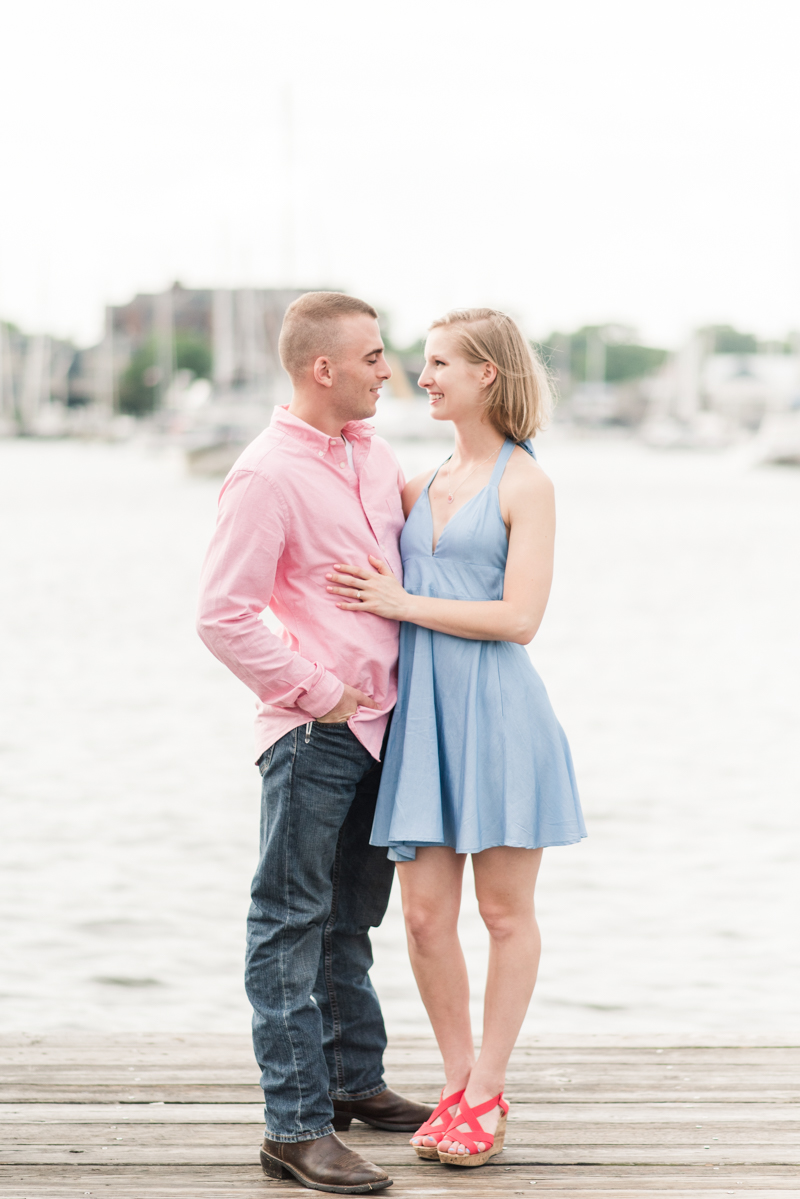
left=447, top=494, right=454, bottom=503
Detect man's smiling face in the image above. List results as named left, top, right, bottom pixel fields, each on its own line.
left=328, top=315, right=392, bottom=422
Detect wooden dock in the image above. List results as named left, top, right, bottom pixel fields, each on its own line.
left=1, top=1035, right=798, bottom=1197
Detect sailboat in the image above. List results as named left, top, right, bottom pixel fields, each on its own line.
left=750, top=408, right=800, bottom=465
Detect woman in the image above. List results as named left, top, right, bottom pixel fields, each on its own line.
left=325, top=309, right=585, bottom=1167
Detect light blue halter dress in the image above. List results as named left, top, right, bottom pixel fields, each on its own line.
left=371, top=438, right=586, bottom=862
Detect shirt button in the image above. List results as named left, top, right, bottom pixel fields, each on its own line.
left=318, top=451, right=324, bottom=457
left=339, top=461, right=347, bottom=469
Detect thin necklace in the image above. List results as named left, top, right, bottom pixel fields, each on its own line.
left=442, top=444, right=502, bottom=504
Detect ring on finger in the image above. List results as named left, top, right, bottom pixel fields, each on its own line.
left=356, top=590, right=363, bottom=601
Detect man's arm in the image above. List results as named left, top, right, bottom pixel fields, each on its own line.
left=196, top=468, right=345, bottom=717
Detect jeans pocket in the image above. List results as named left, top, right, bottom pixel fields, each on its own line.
left=257, top=745, right=275, bottom=777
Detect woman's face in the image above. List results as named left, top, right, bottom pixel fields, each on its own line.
left=418, top=329, right=495, bottom=424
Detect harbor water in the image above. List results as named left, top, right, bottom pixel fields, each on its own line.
left=1, top=433, right=798, bottom=1038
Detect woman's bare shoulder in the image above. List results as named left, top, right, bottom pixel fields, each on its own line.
left=498, top=445, right=554, bottom=531
left=504, top=444, right=554, bottom=497
left=401, top=469, right=432, bottom=518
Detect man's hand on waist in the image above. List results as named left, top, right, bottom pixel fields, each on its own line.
left=317, top=684, right=380, bottom=724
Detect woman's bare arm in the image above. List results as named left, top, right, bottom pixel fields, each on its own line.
left=401, top=470, right=431, bottom=519
left=327, top=456, right=555, bottom=645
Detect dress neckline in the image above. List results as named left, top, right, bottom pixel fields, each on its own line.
left=426, top=439, right=517, bottom=555
left=426, top=484, right=487, bottom=555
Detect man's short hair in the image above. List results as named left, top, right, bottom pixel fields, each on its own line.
left=279, top=292, right=379, bottom=380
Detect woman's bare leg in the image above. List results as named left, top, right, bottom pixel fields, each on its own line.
left=396, top=847, right=473, bottom=1146
left=440, top=846, right=543, bottom=1155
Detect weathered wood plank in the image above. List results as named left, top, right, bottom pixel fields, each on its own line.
left=0, top=1087, right=264, bottom=1103
left=3, top=1032, right=798, bottom=1047
left=2, top=1035, right=798, bottom=1062
left=2, top=1057, right=797, bottom=1103
left=1, top=1141, right=800, bottom=1160
left=3, top=1093, right=796, bottom=1107
left=0, top=1104, right=265, bottom=1124
left=2, top=1164, right=800, bottom=1197
left=3, top=1120, right=800, bottom=1166
left=3, top=1062, right=798, bottom=1105
left=5, top=1062, right=799, bottom=1083
left=2, top=1055, right=797, bottom=1077
left=3, top=1121, right=799, bottom=1148
left=3, top=1101, right=799, bottom=1124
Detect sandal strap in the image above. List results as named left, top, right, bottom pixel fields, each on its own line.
left=442, top=1092, right=507, bottom=1155
left=415, top=1088, right=464, bottom=1140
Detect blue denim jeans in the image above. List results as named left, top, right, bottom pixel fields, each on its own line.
left=246, top=721, right=395, bottom=1142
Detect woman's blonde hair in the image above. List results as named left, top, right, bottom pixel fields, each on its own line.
left=430, top=308, right=552, bottom=441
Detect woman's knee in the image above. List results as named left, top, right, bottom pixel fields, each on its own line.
left=478, top=898, right=534, bottom=942
left=403, top=900, right=458, bottom=949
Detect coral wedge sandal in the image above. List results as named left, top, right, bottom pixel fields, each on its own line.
left=409, top=1088, right=465, bottom=1160
left=437, top=1092, right=509, bottom=1167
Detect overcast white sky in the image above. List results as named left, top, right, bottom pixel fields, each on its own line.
left=1, top=0, right=798, bottom=348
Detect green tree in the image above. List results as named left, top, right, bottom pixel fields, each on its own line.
left=175, top=335, right=212, bottom=380
left=539, top=327, right=667, bottom=385
left=605, top=342, right=667, bottom=382
left=118, top=334, right=212, bottom=416
left=702, top=325, right=758, bottom=354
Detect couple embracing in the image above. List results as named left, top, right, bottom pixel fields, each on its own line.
left=197, top=292, right=585, bottom=1193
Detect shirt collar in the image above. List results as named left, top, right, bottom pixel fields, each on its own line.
left=271, top=405, right=376, bottom=447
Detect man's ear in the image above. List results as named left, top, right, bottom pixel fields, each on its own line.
left=312, top=356, right=334, bottom=388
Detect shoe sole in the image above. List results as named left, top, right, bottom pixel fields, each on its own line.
left=412, top=1143, right=441, bottom=1160
left=260, top=1148, right=393, bottom=1193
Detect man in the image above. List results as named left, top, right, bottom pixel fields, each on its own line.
left=197, top=292, right=431, bottom=1194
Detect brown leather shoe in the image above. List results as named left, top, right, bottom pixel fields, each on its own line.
left=332, top=1087, right=434, bottom=1133
left=260, top=1132, right=392, bottom=1193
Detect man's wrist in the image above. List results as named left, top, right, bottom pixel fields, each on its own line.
left=296, top=672, right=345, bottom=718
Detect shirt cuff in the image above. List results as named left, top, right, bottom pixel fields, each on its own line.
left=296, top=671, right=345, bottom=719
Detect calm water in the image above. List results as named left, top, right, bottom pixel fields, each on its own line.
left=1, top=433, right=798, bottom=1038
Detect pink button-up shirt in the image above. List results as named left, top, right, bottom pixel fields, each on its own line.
left=197, top=405, right=406, bottom=762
